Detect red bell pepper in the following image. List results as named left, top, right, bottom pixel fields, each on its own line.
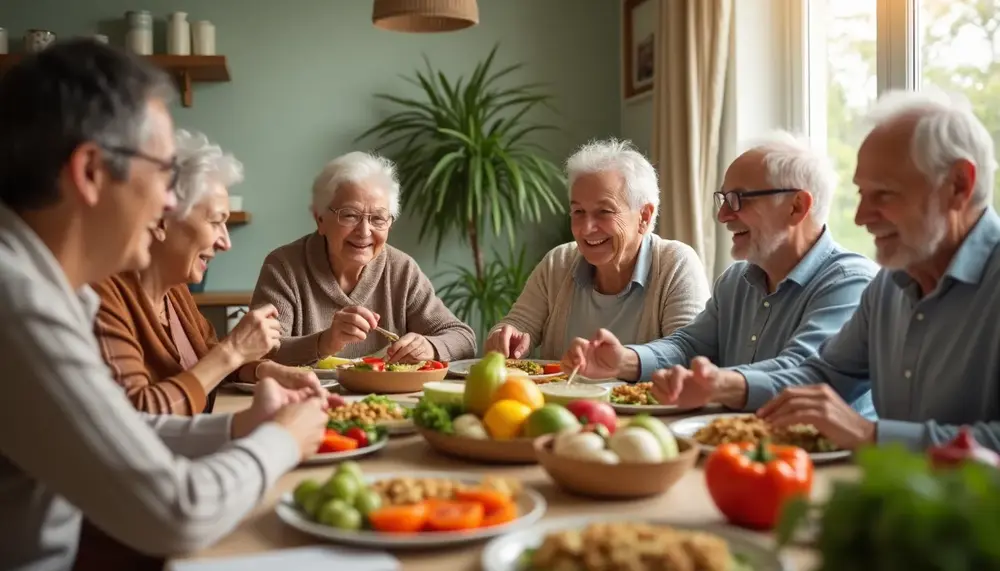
left=704, top=439, right=813, bottom=530
left=542, top=363, right=562, bottom=375
left=317, top=429, right=359, bottom=453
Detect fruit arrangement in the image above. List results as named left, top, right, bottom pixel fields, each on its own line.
left=549, top=413, right=681, bottom=464
left=413, top=352, right=594, bottom=441
left=292, top=463, right=523, bottom=533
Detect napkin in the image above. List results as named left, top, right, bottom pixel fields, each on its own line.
left=170, top=546, right=401, bottom=571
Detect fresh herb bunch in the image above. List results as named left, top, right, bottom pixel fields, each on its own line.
left=777, top=445, right=1000, bottom=571
left=412, top=397, right=463, bottom=434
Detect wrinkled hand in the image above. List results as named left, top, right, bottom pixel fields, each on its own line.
left=326, top=306, right=379, bottom=354
left=485, top=325, right=531, bottom=359
left=561, top=328, right=627, bottom=379
left=757, top=384, right=876, bottom=450
left=649, top=356, right=717, bottom=409
left=226, top=305, right=282, bottom=362
left=247, top=376, right=320, bottom=424
left=386, top=332, right=435, bottom=363
left=257, top=361, right=325, bottom=395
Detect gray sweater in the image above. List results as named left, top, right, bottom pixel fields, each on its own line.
left=0, top=204, right=300, bottom=571
left=250, top=232, right=476, bottom=365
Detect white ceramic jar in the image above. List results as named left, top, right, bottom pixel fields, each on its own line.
left=125, top=11, right=153, bottom=55
left=167, top=12, right=190, bottom=55
left=191, top=20, right=216, bottom=55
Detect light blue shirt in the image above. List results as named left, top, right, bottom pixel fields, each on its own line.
left=756, top=208, right=1000, bottom=452
left=564, top=232, right=652, bottom=348
left=627, top=227, right=879, bottom=416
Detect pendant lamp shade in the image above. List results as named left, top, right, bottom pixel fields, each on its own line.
left=372, top=0, right=479, bottom=33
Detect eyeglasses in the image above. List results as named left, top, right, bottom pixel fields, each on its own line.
left=328, top=207, right=393, bottom=230
left=713, top=188, right=799, bottom=212
left=101, top=144, right=180, bottom=190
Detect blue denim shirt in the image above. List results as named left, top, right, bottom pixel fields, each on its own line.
left=756, top=208, right=1000, bottom=452
left=627, top=227, right=878, bottom=416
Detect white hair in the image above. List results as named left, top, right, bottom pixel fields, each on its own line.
left=310, top=151, right=400, bottom=218
left=172, top=129, right=244, bottom=219
left=565, top=138, right=660, bottom=226
left=864, top=87, right=997, bottom=206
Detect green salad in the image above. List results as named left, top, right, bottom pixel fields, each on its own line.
left=412, top=397, right=463, bottom=434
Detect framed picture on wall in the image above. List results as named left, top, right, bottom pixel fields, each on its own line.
left=623, top=0, right=657, bottom=102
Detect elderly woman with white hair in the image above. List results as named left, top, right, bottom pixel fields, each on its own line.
left=90, top=129, right=323, bottom=417
left=485, top=138, right=712, bottom=360
left=251, top=151, right=476, bottom=364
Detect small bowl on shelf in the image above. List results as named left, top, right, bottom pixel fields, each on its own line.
left=533, top=433, right=699, bottom=499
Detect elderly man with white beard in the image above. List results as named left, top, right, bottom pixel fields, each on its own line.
left=563, top=130, right=878, bottom=416
left=741, top=89, right=1000, bottom=453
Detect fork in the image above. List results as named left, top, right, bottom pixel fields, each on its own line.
left=374, top=326, right=400, bottom=343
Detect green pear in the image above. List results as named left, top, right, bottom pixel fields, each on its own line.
left=463, top=351, right=508, bottom=416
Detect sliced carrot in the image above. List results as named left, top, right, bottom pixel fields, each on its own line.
left=425, top=500, right=484, bottom=531
left=482, top=501, right=519, bottom=527
left=454, top=488, right=513, bottom=512
left=367, top=503, right=429, bottom=533
left=317, top=431, right=358, bottom=453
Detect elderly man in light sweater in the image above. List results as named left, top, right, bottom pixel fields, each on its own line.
left=564, top=131, right=878, bottom=418
left=0, top=39, right=329, bottom=571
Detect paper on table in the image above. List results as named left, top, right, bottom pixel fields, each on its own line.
left=170, top=546, right=400, bottom=571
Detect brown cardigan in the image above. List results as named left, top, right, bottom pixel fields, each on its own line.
left=90, top=271, right=251, bottom=415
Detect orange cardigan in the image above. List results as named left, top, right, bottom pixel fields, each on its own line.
left=91, top=272, right=251, bottom=415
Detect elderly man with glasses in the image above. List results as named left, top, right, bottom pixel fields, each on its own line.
left=563, top=131, right=878, bottom=416
left=250, top=151, right=476, bottom=365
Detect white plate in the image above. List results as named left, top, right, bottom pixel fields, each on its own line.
left=669, top=412, right=852, bottom=463
left=602, top=381, right=722, bottom=416
left=299, top=434, right=389, bottom=466
left=481, top=515, right=789, bottom=571
left=276, top=471, right=547, bottom=548
left=228, top=379, right=338, bottom=394
left=448, top=358, right=564, bottom=381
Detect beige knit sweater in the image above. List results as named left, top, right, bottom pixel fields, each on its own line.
left=491, top=235, right=712, bottom=360
left=251, top=232, right=476, bottom=365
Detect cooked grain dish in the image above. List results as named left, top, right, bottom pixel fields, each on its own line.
left=693, top=415, right=838, bottom=453
left=327, top=400, right=408, bottom=424
left=525, top=521, right=743, bottom=571
left=506, top=359, right=544, bottom=375
left=610, top=382, right=658, bottom=405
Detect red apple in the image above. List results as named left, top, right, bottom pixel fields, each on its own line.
left=564, top=400, right=617, bottom=434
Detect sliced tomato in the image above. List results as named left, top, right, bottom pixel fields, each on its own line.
left=482, top=501, right=518, bottom=527
left=344, top=427, right=369, bottom=447
left=317, top=430, right=359, bottom=453
left=369, top=361, right=385, bottom=372
left=425, top=500, right=484, bottom=531
left=367, top=502, right=429, bottom=533
left=418, top=360, right=445, bottom=371
left=362, top=356, right=385, bottom=365
left=542, top=363, right=562, bottom=375
left=453, top=488, right=513, bottom=512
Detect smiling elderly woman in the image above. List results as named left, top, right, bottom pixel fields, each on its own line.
left=90, top=130, right=322, bottom=416
left=485, top=138, right=712, bottom=360
left=251, top=151, right=476, bottom=365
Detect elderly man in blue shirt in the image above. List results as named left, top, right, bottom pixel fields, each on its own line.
left=745, top=89, right=1000, bottom=453
left=563, top=131, right=879, bottom=417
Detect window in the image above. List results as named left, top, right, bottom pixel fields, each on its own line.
left=806, top=0, right=999, bottom=260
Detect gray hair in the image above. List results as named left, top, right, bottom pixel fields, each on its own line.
left=565, top=138, right=660, bottom=226
left=172, top=129, right=244, bottom=219
left=864, top=87, right=997, bottom=206
left=310, top=151, right=400, bottom=218
left=741, top=130, right=837, bottom=225
left=0, top=38, right=176, bottom=211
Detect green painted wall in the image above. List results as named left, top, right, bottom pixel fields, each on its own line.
left=5, top=0, right=621, bottom=291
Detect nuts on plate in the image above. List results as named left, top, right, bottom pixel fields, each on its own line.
left=368, top=475, right=521, bottom=506
left=328, top=397, right=409, bottom=425
left=610, top=383, right=657, bottom=405
left=694, top=415, right=838, bottom=453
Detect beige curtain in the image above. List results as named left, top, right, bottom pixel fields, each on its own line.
left=651, top=0, right=733, bottom=279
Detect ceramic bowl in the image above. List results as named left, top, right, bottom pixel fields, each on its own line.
left=538, top=382, right=610, bottom=405
left=417, top=427, right=537, bottom=464
left=533, top=433, right=699, bottom=499
left=336, top=367, right=447, bottom=394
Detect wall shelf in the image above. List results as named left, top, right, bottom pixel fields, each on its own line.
left=228, top=211, right=251, bottom=225
left=0, top=53, right=230, bottom=107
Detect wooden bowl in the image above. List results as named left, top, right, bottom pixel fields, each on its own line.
left=533, top=434, right=699, bottom=499
left=417, top=427, right=538, bottom=464
left=336, top=367, right=448, bottom=394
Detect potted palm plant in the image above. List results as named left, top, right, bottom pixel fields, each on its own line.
left=356, top=45, right=565, bottom=339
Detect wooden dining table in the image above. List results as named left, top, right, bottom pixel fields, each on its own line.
left=167, top=387, right=855, bottom=570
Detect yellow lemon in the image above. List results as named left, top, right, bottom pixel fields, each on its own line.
left=482, top=399, right=533, bottom=440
